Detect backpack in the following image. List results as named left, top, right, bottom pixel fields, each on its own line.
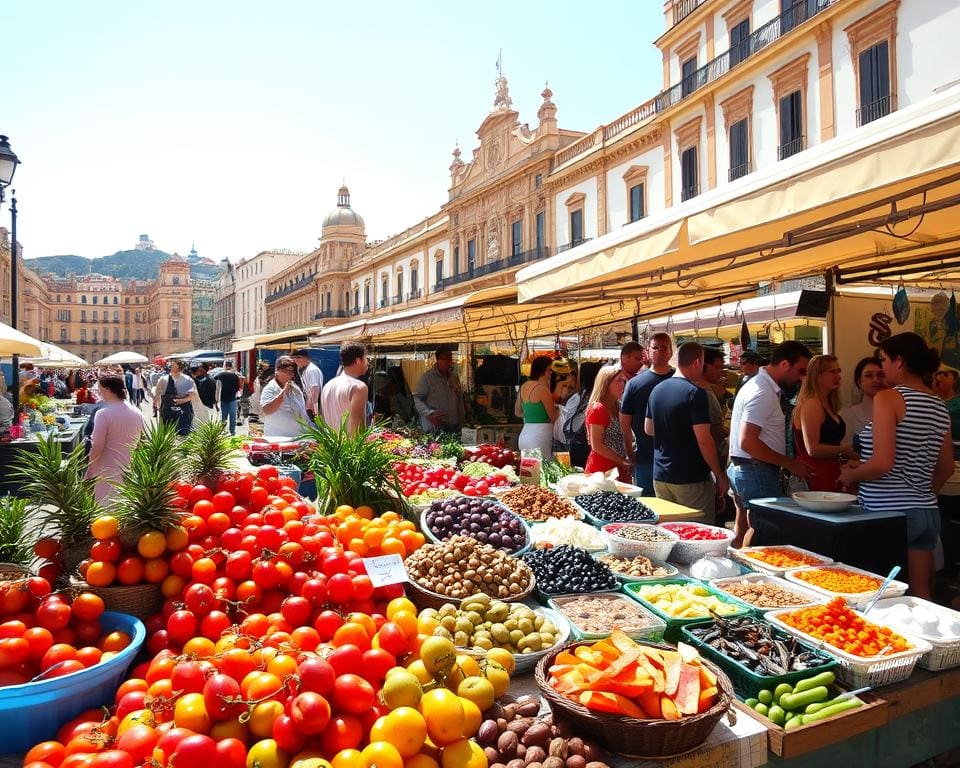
left=561, top=391, right=589, bottom=447
left=197, top=376, right=217, bottom=408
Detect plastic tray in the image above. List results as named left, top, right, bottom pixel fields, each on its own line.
left=526, top=519, right=608, bottom=553
left=783, top=563, right=909, bottom=607
left=0, top=611, right=146, bottom=753
left=658, top=521, right=735, bottom=564
left=766, top=607, right=931, bottom=688
left=592, top=551, right=679, bottom=583
left=602, top=523, right=679, bottom=561
left=867, top=596, right=960, bottom=671
left=621, top=577, right=751, bottom=642
left=709, top=573, right=827, bottom=614
left=419, top=499, right=531, bottom=556
left=728, top=544, right=834, bottom=576
left=548, top=592, right=667, bottom=642
left=571, top=497, right=659, bottom=528
left=681, top=617, right=838, bottom=699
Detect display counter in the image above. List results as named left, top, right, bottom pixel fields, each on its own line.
left=0, top=417, right=87, bottom=495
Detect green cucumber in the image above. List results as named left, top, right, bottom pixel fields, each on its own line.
left=785, top=716, right=805, bottom=730
left=754, top=702, right=769, bottom=716
left=793, top=670, right=836, bottom=693
left=798, top=698, right=863, bottom=723
left=758, top=689, right=774, bottom=705
left=774, top=683, right=793, bottom=703
left=768, top=705, right=786, bottom=726
left=780, top=685, right=830, bottom=711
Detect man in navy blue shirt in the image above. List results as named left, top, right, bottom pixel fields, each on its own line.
left=620, top=333, right=675, bottom=491
left=645, top=342, right=728, bottom=522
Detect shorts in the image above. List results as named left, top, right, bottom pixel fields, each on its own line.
left=726, top=462, right=781, bottom=509
left=905, top=507, right=941, bottom=551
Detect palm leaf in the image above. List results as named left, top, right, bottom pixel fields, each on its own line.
left=112, top=420, right=184, bottom=534
left=178, top=419, right=243, bottom=487
left=0, top=496, right=35, bottom=566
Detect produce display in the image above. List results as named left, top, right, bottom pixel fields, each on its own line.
left=777, top=597, right=914, bottom=657
left=869, top=599, right=960, bottom=640
left=606, top=525, right=674, bottom=542
left=743, top=671, right=865, bottom=729
left=573, top=492, right=656, bottom=523
left=629, top=582, right=745, bottom=619
left=522, top=546, right=619, bottom=595
left=686, top=616, right=835, bottom=675
left=547, top=631, right=721, bottom=718
left=324, top=504, right=426, bottom=558
left=550, top=594, right=662, bottom=636
left=394, top=461, right=516, bottom=501
left=420, top=595, right=562, bottom=653
left=498, top=486, right=581, bottom=522
left=660, top=523, right=730, bottom=541
left=424, top=497, right=528, bottom=553
left=463, top=444, right=519, bottom=469
left=790, top=566, right=883, bottom=595
left=738, top=546, right=830, bottom=570
left=528, top=518, right=606, bottom=551
left=713, top=578, right=821, bottom=609
left=553, top=472, right=620, bottom=497
left=596, top=554, right=674, bottom=579
left=404, top=535, right=534, bottom=600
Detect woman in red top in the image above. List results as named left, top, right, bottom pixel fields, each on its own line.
left=584, top=365, right=633, bottom=482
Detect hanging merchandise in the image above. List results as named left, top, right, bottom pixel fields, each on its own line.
left=740, top=316, right=752, bottom=351
left=892, top=281, right=911, bottom=325
left=948, top=291, right=960, bottom=336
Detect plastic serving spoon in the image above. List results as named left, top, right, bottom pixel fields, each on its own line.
left=862, top=565, right=902, bottom=616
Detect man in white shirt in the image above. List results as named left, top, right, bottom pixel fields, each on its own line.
left=293, top=349, right=324, bottom=422
left=322, top=343, right=369, bottom=436
left=728, top=340, right=813, bottom=547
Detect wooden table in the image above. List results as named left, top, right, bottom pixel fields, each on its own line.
left=642, top=497, right=706, bottom=522
left=747, top=497, right=907, bottom=576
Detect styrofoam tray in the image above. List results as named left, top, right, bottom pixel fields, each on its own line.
left=783, top=562, right=909, bottom=606
left=728, top=544, right=834, bottom=575
left=867, top=596, right=960, bottom=671
left=709, top=573, right=827, bottom=613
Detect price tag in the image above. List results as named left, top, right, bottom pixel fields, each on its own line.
left=363, top=554, right=408, bottom=588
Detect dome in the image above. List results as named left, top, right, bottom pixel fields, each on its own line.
left=322, top=185, right=365, bottom=230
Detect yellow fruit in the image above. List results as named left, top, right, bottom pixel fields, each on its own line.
left=419, top=688, right=465, bottom=747
left=420, top=636, right=457, bottom=677
left=173, top=692, right=211, bottom=733
left=459, top=698, right=482, bottom=739
left=440, top=739, right=488, bottom=768
left=290, top=753, right=333, bottom=768
left=405, top=659, right=435, bottom=685
left=371, top=707, right=427, bottom=758
left=481, top=663, right=510, bottom=698
left=456, top=676, right=495, bottom=713
left=387, top=597, right=417, bottom=619
left=405, top=755, right=440, bottom=768
left=91, top=515, right=119, bottom=540
left=445, top=654, right=481, bottom=689
left=249, top=700, right=286, bottom=739
left=247, top=739, right=290, bottom=768
left=165, top=526, right=189, bottom=551
left=484, top=647, right=515, bottom=675
left=118, top=709, right=155, bottom=736
left=138, top=530, right=166, bottom=559
left=381, top=669, right=423, bottom=709
left=211, top=718, right=250, bottom=742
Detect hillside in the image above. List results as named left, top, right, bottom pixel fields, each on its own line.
left=25, top=248, right=223, bottom=282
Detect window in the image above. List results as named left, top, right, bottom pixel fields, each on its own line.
left=409, top=265, right=418, bottom=294
left=93, top=310, right=99, bottom=322
left=681, top=57, right=698, bottom=98
left=534, top=174, right=542, bottom=189
left=92, top=329, right=98, bottom=342
left=510, top=220, right=522, bottom=257
left=363, top=283, right=370, bottom=311
left=92, top=295, right=98, bottom=305
left=780, top=0, right=817, bottom=34
left=629, top=184, right=645, bottom=222
left=135, top=329, right=142, bottom=343
left=80, top=329, right=86, bottom=342
left=681, top=147, right=699, bottom=201
left=113, top=296, right=118, bottom=304
left=729, top=119, right=750, bottom=180
left=171, top=302, right=180, bottom=316
left=81, top=309, right=87, bottom=322
left=453, top=245, right=460, bottom=274
left=60, top=328, right=67, bottom=342
left=56, top=294, right=61, bottom=302
left=114, top=329, right=120, bottom=342
left=81, top=295, right=87, bottom=304
left=326, top=291, right=332, bottom=311
left=172, top=276, right=180, bottom=285
left=67, top=295, right=72, bottom=302
left=114, top=310, right=119, bottom=322
left=103, top=327, right=108, bottom=340
left=467, top=239, right=476, bottom=273
left=857, top=41, right=891, bottom=125
left=395, top=271, right=403, bottom=301
left=354, top=287, right=360, bottom=310
left=381, top=275, right=388, bottom=305
left=623, top=165, right=649, bottom=224
left=569, top=210, right=583, bottom=247
left=435, top=257, right=443, bottom=287
left=729, top=18, right=750, bottom=68
left=847, top=2, right=898, bottom=127
left=171, top=321, right=179, bottom=339
left=778, top=91, right=804, bottom=158
left=535, top=211, right=545, bottom=255
left=770, top=54, right=809, bottom=160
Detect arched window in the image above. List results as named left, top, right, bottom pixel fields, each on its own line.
left=395, top=268, right=404, bottom=301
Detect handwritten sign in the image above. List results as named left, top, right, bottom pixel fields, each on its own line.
left=363, top=554, right=408, bottom=588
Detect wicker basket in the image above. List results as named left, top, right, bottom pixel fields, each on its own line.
left=70, top=577, right=163, bottom=620
left=403, top=571, right=536, bottom=611
left=0, top=563, right=32, bottom=581
left=535, top=640, right=734, bottom=758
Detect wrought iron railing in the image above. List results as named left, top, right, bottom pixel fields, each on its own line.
left=681, top=183, right=700, bottom=202
left=856, top=95, right=892, bottom=126
left=349, top=307, right=360, bottom=316
left=265, top=273, right=317, bottom=304
left=777, top=136, right=805, bottom=160
left=438, top=246, right=553, bottom=290
left=408, top=289, right=422, bottom=300
left=557, top=238, right=592, bottom=254
left=728, top=162, right=751, bottom=182
left=313, top=309, right=349, bottom=320
left=672, top=0, right=706, bottom=26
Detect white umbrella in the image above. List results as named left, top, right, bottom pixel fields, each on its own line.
left=95, top=351, right=149, bottom=365
left=0, top=319, right=44, bottom=357
left=25, top=342, right=90, bottom=367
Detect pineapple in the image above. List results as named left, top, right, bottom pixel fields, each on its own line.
left=178, top=419, right=242, bottom=489
left=112, top=420, right=185, bottom=540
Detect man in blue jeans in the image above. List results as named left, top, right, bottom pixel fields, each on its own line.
left=214, top=361, right=242, bottom=435
left=728, top=340, right=813, bottom=547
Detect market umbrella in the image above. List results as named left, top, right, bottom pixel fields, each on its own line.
left=0, top=319, right=44, bottom=357
left=25, top=342, right=90, bottom=367
left=95, top=350, right=149, bottom=365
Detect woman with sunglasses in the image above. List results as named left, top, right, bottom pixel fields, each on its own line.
left=260, top=355, right=310, bottom=438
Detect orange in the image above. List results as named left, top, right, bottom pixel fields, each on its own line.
left=85, top=561, right=116, bottom=587
left=398, top=530, right=425, bottom=554
left=380, top=511, right=400, bottom=523
left=143, top=557, right=169, bottom=583
left=405, top=755, right=439, bottom=768
left=137, top=531, right=166, bottom=559
left=440, top=738, right=486, bottom=768
left=165, top=525, right=189, bottom=551
left=458, top=698, right=481, bottom=738
left=418, top=688, right=464, bottom=746
left=91, top=515, right=119, bottom=541
left=360, top=742, right=404, bottom=768
left=369, top=707, right=426, bottom=758
left=242, top=671, right=283, bottom=701
left=160, top=574, right=186, bottom=598
left=354, top=505, right=375, bottom=520
left=266, top=653, right=298, bottom=679
left=330, top=749, right=365, bottom=768
left=183, top=636, right=216, bottom=658
left=386, top=597, right=416, bottom=620
left=347, top=538, right=369, bottom=556
left=380, top=537, right=406, bottom=556
left=391, top=610, right=418, bottom=640
left=334, top=504, right=356, bottom=518
left=147, top=678, right=174, bottom=700
left=362, top=527, right=386, bottom=549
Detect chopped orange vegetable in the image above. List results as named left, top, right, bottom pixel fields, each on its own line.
left=779, top=597, right=913, bottom=657
left=742, top=546, right=827, bottom=569
left=792, top=566, right=883, bottom=594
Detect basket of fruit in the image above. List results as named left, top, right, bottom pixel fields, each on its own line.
left=534, top=632, right=734, bottom=758
left=403, top=536, right=536, bottom=610
left=658, top=522, right=735, bottom=565
left=573, top=492, right=658, bottom=526
left=420, top=496, right=530, bottom=555
left=601, top=523, right=679, bottom=561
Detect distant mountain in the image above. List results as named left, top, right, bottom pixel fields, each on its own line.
left=25, top=248, right=223, bottom=282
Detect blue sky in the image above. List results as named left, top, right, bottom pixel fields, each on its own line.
left=6, top=1, right=663, bottom=263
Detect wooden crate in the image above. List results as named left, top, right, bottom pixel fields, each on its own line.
left=734, top=693, right=889, bottom=760
left=880, top=666, right=960, bottom=720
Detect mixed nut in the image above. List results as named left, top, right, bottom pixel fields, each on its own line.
left=716, top=578, right=817, bottom=608
left=499, top=486, right=581, bottom=522
left=405, top=536, right=533, bottom=599
left=596, top=553, right=673, bottom=579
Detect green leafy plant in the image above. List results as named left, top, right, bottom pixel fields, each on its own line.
left=178, top=419, right=244, bottom=488
left=113, top=420, right=185, bottom=535
left=10, top=434, right=100, bottom=550
left=0, top=496, right=34, bottom=566
left=300, top=418, right=409, bottom=517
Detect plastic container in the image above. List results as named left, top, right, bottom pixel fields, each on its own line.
left=527, top=518, right=607, bottom=553
left=766, top=607, right=931, bottom=688
left=728, top=544, right=833, bottom=576
left=621, top=578, right=750, bottom=642
left=572, top=496, right=659, bottom=528
left=548, top=592, right=667, bottom=642
left=419, top=501, right=531, bottom=557
left=783, top=563, right=909, bottom=607
left=0, top=611, right=146, bottom=753
left=591, top=552, right=679, bottom=583
left=867, top=596, right=960, bottom=671
left=709, top=573, right=827, bottom=614
left=602, top=523, right=679, bottom=561
left=658, top=522, right=735, bottom=564
left=510, top=608, right=573, bottom=675
left=681, top=618, right=838, bottom=699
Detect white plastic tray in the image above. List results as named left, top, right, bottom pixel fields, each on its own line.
left=659, top=521, right=735, bottom=564
left=783, top=562, right=909, bottom=607
left=867, top=596, right=960, bottom=671
left=709, top=573, right=827, bottom=613
left=728, top=544, right=833, bottom=576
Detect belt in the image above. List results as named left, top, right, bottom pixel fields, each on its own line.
left=730, top=456, right=780, bottom=472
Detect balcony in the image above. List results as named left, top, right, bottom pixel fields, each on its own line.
left=438, top=246, right=553, bottom=290
left=407, top=289, right=422, bottom=301
left=672, top=0, right=706, bottom=27
left=265, top=273, right=317, bottom=304
left=777, top=136, right=805, bottom=160
left=728, top=162, right=751, bottom=182
left=349, top=307, right=360, bottom=316
left=313, top=309, right=349, bottom=320
left=681, top=183, right=700, bottom=202
left=379, top=299, right=388, bottom=309
left=432, top=282, right=443, bottom=293
left=856, top=95, right=892, bottom=127
left=557, top=239, right=592, bottom=254
left=363, top=304, right=371, bottom=314
left=393, top=294, right=403, bottom=305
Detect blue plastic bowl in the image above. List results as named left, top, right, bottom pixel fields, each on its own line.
left=0, top=611, right=145, bottom=753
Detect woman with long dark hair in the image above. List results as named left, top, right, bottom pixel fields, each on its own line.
left=839, top=333, right=953, bottom=598
left=516, top=356, right=558, bottom=459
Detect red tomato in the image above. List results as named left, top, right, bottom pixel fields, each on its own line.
left=114, top=725, right=158, bottom=765
left=89, top=751, right=133, bottom=768
left=360, top=648, right=395, bottom=685
left=200, top=610, right=231, bottom=640
left=165, top=610, right=198, bottom=645
left=213, top=738, right=246, bottom=768
left=289, top=692, right=331, bottom=735
left=89, top=538, right=122, bottom=563
left=183, top=583, right=217, bottom=616
left=332, top=674, right=375, bottom=714
left=327, top=644, right=363, bottom=677
left=170, top=660, right=207, bottom=694
left=296, top=657, right=335, bottom=696
left=0, top=637, right=29, bottom=667
left=280, top=596, right=311, bottom=627
left=320, top=714, right=363, bottom=754
left=272, top=713, right=307, bottom=753
left=202, top=673, right=244, bottom=721
left=166, top=734, right=217, bottom=768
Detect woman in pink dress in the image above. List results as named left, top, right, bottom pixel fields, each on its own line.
left=86, top=374, right=146, bottom=503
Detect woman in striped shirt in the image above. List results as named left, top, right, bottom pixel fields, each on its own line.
left=838, top=333, right=953, bottom=599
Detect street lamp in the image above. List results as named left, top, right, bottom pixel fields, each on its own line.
left=0, top=135, right=22, bottom=416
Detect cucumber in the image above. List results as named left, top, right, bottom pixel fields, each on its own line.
left=744, top=697, right=760, bottom=708
left=780, top=685, right=830, bottom=711
left=793, top=670, right=836, bottom=693
left=799, top=698, right=863, bottom=723
left=785, top=715, right=805, bottom=730
left=758, top=689, right=774, bottom=705
left=774, top=683, right=793, bottom=703
left=768, top=705, right=786, bottom=726
left=754, top=702, right=769, bottom=716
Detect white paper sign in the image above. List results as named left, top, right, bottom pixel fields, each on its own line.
left=363, top=554, right=408, bottom=587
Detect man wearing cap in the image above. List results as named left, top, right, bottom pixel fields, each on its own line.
left=735, top=351, right=767, bottom=397
left=293, top=349, right=323, bottom=422
left=414, top=347, right=465, bottom=434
